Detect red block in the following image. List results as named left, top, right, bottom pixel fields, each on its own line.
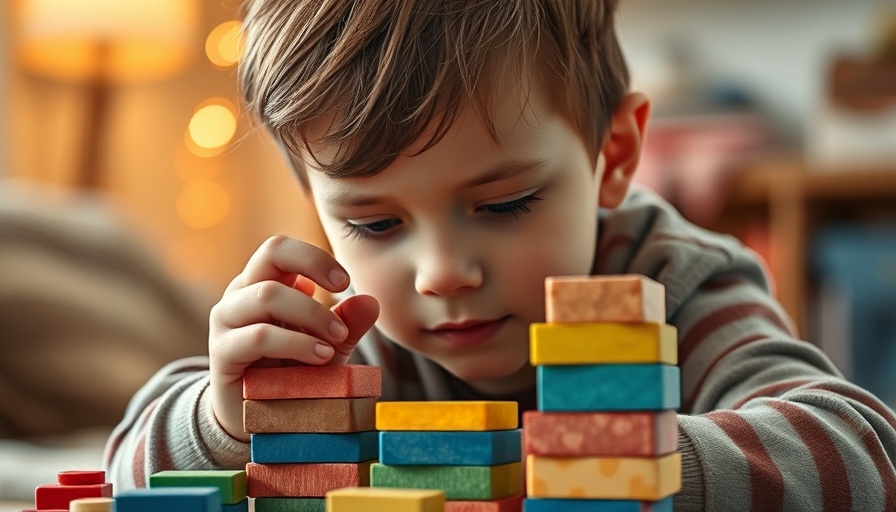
left=57, top=471, right=105, bottom=486
left=246, top=461, right=372, bottom=497
left=243, top=365, right=381, bottom=400
left=523, top=410, right=678, bottom=457
left=446, top=495, right=524, bottom=511
left=35, top=483, right=112, bottom=510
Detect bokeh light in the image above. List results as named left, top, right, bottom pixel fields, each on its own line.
left=205, top=20, right=242, bottom=68
left=187, top=99, right=237, bottom=152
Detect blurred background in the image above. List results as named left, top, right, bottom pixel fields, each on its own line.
left=1, top=0, right=895, bottom=503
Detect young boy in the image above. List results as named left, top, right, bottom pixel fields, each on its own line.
left=105, top=0, right=896, bottom=509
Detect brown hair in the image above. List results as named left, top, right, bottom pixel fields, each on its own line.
left=239, top=0, right=629, bottom=186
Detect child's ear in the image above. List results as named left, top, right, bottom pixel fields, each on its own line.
left=598, top=92, right=651, bottom=209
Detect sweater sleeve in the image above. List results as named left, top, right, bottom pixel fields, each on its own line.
left=599, top=187, right=896, bottom=511
left=102, top=356, right=249, bottom=490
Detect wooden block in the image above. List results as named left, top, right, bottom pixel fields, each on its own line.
left=522, top=497, right=672, bottom=512
left=223, top=498, right=250, bottom=512
left=69, top=497, right=115, bottom=512
left=251, top=431, right=379, bottom=463
left=537, top=364, right=680, bottom=412
left=529, top=323, right=677, bottom=365
left=244, top=397, right=378, bottom=433
left=376, top=401, right=517, bottom=431
left=243, top=365, right=381, bottom=399
left=254, top=497, right=325, bottom=512
left=545, top=275, right=664, bottom=323
left=526, top=452, right=681, bottom=500
left=35, top=483, right=112, bottom=510
left=370, top=462, right=521, bottom=500
left=246, top=461, right=372, bottom=497
left=57, top=471, right=105, bottom=486
left=326, top=487, right=445, bottom=512
left=379, top=430, right=521, bottom=466
left=114, top=487, right=221, bottom=512
left=522, top=410, right=678, bottom=457
left=150, top=470, right=247, bottom=504
left=445, top=495, right=523, bottom=512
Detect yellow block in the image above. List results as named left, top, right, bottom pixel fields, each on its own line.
left=69, top=498, right=115, bottom=512
left=530, top=322, right=677, bottom=365
left=376, top=401, right=518, bottom=431
left=326, top=487, right=445, bottom=512
left=527, top=452, right=682, bottom=500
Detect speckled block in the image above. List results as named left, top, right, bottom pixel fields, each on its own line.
left=446, top=494, right=524, bottom=512
left=326, top=487, right=445, bottom=512
left=370, top=462, right=522, bottom=500
left=243, top=397, right=378, bottom=433
left=545, top=275, right=665, bottom=323
left=537, top=364, right=680, bottom=412
left=253, top=497, right=325, bottom=512
left=246, top=461, right=373, bottom=497
left=114, top=487, right=221, bottom=512
left=529, top=322, right=677, bottom=365
left=251, top=431, right=379, bottom=463
left=376, top=401, right=518, bottom=431
left=243, top=365, right=381, bottom=399
left=68, top=497, right=115, bottom=512
left=380, top=429, right=522, bottom=466
left=149, top=470, right=247, bottom=504
left=526, top=453, right=681, bottom=500
left=522, top=410, right=678, bottom=457
left=35, top=483, right=113, bottom=511
left=523, top=497, right=673, bottom=512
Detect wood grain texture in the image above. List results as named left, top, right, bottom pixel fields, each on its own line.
left=243, top=365, right=381, bottom=400
left=445, top=494, right=524, bottom=512
left=370, top=462, right=522, bottom=500
left=246, top=461, right=373, bottom=497
left=243, top=397, right=378, bottom=433
left=376, top=401, right=517, bottom=431
left=545, top=275, right=665, bottom=323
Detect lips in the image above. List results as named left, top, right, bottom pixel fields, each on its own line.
left=426, top=316, right=510, bottom=348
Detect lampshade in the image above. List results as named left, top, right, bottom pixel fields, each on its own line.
left=15, top=0, right=200, bottom=83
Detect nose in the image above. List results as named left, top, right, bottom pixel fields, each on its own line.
left=414, top=234, right=484, bottom=297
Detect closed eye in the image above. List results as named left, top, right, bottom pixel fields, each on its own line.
left=480, top=194, right=542, bottom=220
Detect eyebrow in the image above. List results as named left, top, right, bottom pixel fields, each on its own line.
left=327, top=157, right=550, bottom=207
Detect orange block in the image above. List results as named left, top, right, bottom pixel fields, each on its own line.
left=243, top=365, right=381, bottom=399
left=545, top=275, right=665, bottom=323
left=244, top=397, right=378, bottom=433
left=445, top=495, right=523, bottom=511
left=523, top=410, right=678, bottom=457
left=246, top=461, right=372, bottom=497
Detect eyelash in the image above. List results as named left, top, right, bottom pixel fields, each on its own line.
left=343, top=194, right=542, bottom=241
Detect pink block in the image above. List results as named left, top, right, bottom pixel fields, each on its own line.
left=243, top=365, right=381, bottom=399
left=523, top=410, right=678, bottom=457
left=545, top=275, right=665, bottom=323
left=246, top=461, right=372, bottom=497
left=446, top=495, right=523, bottom=511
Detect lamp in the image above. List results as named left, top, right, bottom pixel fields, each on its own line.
left=15, top=0, right=200, bottom=188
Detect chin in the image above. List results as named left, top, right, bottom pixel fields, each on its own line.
left=441, top=354, right=531, bottom=386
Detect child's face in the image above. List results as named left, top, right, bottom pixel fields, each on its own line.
left=304, top=83, right=605, bottom=395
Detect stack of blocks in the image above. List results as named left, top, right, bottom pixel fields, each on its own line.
left=242, top=364, right=381, bottom=512
left=370, top=401, right=525, bottom=511
left=523, top=275, right=682, bottom=511
left=30, top=471, right=113, bottom=512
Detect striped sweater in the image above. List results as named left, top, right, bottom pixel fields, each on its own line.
left=104, top=186, right=896, bottom=511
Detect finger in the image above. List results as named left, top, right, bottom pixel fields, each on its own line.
left=327, top=294, right=380, bottom=366
left=226, top=235, right=348, bottom=294
left=213, top=281, right=348, bottom=345
left=212, top=323, right=335, bottom=375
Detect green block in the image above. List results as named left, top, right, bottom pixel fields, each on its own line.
left=254, top=497, right=325, bottom=512
left=149, top=470, right=247, bottom=504
left=370, top=462, right=521, bottom=500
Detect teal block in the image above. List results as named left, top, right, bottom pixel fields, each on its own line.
left=250, top=431, right=378, bottom=463
left=115, top=487, right=220, bottom=512
left=222, top=498, right=249, bottom=512
left=254, top=497, right=325, bottom=512
left=537, top=364, right=679, bottom=411
left=379, top=429, right=521, bottom=465
left=370, top=462, right=520, bottom=500
left=524, top=497, right=673, bottom=511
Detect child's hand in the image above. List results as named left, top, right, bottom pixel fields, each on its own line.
left=207, top=235, right=379, bottom=442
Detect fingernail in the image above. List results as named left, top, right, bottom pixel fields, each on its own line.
left=329, top=320, right=348, bottom=341
left=329, top=268, right=348, bottom=287
left=314, top=342, right=334, bottom=359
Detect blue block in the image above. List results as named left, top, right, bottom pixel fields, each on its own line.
left=537, top=364, right=679, bottom=411
left=379, top=429, right=522, bottom=465
left=223, top=498, right=249, bottom=512
left=524, top=497, right=673, bottom=512
left=250, top=431, right=378, bottom=463
left=115, top=487, right=220, bottom=512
